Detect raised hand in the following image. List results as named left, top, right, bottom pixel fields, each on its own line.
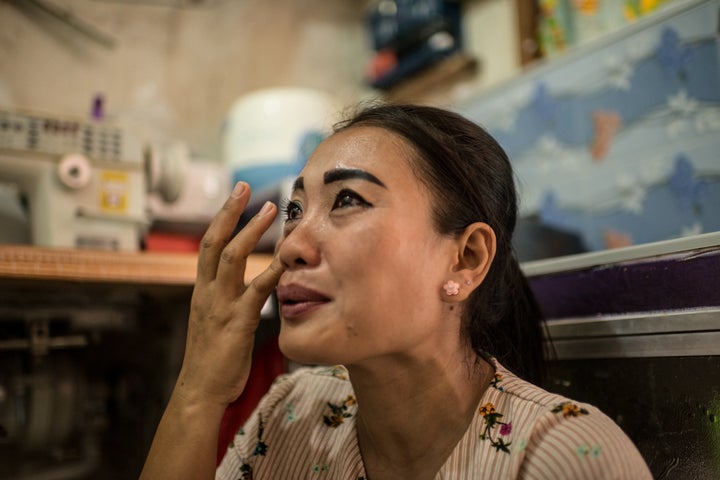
left=140, top=182, right=284, bottom=480
left=178, top=181, right=284, bottom=406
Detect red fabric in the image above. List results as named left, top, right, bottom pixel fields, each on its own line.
left=144, top=231, right=202, bottom=252
left=216, top=336, right=287, bottom=465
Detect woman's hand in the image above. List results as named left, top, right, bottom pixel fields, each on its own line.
left=177, top=181, right=285, bottom=408
left=140, top=182, right=283, bottom=480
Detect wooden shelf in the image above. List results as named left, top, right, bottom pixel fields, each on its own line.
left=0, top=244, right=273, bottom=286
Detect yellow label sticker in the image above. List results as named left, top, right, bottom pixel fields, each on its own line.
left=100, top=170, right=128, bottom=212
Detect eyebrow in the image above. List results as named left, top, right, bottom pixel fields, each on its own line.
left=292, top=177, right=304, bottom=192
left=291, top=168, right=387, bottom=192
left=323, top=168, right=386, bottom=188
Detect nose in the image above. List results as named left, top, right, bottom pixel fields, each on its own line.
left=277, top=219, right=322, bottom=270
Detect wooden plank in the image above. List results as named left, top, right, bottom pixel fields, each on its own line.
left=0, top=245, right=273, bottom=286
left=515, top=0, right=541, bottom=65
left=383, top=53, right=478, bottom=103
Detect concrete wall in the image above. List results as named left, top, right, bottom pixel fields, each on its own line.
left=0, top=0, right=373, bottom=158
left=0, top=0, right=522, bottom=159
left=462, top=0, right=522, bottom=95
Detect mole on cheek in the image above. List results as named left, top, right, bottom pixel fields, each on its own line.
left=346, top=323, right=358, bottom=337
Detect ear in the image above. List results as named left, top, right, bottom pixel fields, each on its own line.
left=442, top=222, right=496, bottom=302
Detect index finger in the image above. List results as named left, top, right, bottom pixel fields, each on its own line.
left=215, top=201, right=279, bottom=299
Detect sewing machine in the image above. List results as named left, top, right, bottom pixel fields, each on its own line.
left=0, top=109, right=149, bottom=251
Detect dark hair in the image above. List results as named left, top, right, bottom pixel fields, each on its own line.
left=335, top=103, right=545, bottom=384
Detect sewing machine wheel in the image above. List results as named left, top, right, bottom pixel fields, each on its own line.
left=145, top=141, right=188, bottom=204
left=0, top=355, right=85, bottom=451
left=24, top=356, right=84, bottom=450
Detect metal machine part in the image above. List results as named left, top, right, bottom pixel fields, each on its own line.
left=0, top=285, right=186, bottom=480
left=0, top=109, right=149, bottom=251
left=0, top=353, right=104, bottom=480
left=144, top=140, right=187, bottom=205
left=0, top=107, right=231, bottom=248
left=146, top=144, right=229, bottom=236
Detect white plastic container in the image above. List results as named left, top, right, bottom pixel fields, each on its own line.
left=221, top=87, right=336, bottom=193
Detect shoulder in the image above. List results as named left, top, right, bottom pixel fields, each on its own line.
left=238, top=364, right=356, bottom=437
left=217, top=365, right=362, bottom=479
left=488, top=361, right=652, bottom=479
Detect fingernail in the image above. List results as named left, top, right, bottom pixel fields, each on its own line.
left=231, top=182, right=246, bottom=198
left=258, top=201, right=273, bottom=216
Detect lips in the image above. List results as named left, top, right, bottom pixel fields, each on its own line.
left=276, top=284, right=331, bottom=319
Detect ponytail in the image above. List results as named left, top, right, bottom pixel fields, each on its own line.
left=463, top=247, right=546, bottom=384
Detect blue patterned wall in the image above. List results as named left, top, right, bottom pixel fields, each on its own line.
left=457, top=0, right=719, bottom=258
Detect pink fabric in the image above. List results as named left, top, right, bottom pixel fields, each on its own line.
left=216, top=336, right=286, bottom=465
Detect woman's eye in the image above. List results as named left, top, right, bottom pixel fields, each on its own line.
left=332, top=189, right=369, bottom=210
left=283, top=200, right=303, bottom=222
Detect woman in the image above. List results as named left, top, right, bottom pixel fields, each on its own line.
left=141, top=104, right=651, bottom=479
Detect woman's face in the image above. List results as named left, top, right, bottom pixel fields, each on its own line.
left=275, top=126, right=460, bottom=368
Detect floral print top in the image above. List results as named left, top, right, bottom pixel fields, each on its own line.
left=216, top=360, right=651, bottom=479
